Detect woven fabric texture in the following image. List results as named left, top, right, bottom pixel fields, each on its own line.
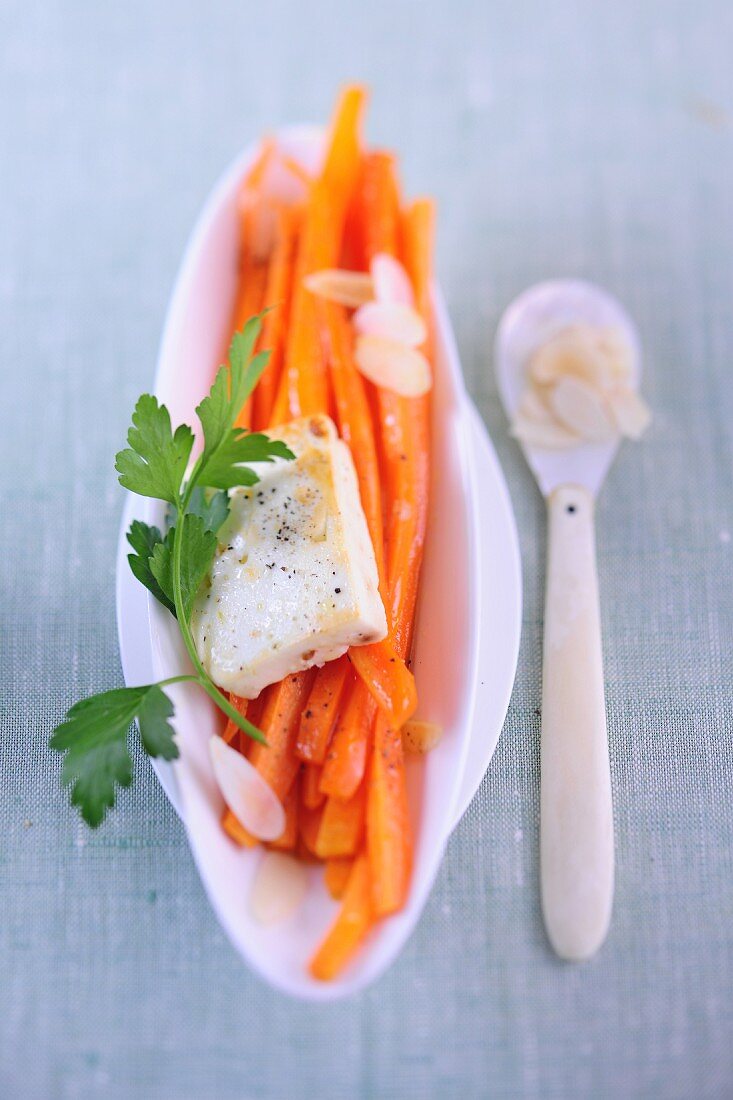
left=1, top=2, right=731, bottom=1097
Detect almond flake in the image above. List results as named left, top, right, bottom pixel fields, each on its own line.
left=354, top=335, right=432, bottom=397
left=303, top=269, right=374, bottom=308
left=608, top=387, right=651, bottom=439
left=402, top=720, right=443, bottom=754
left=209, top=736, right=285, bottom=841
left=510, top=415, right=581, bottom=449
left=249, top=851, right=308, bottom=925
left=549, top=376, right=618, bottom=442
left=371, top=253, right=415, bottom=306
left=353, top=302, right=427, bottom=347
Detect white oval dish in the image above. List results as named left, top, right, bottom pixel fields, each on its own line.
left=115, top=128, right=522, bottom=999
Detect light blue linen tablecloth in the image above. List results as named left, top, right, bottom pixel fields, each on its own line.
left=1, top=2, right=732, bottom=1097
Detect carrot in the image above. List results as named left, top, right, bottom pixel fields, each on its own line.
left=237, top=138, right=276, bottom=259
left=315, top=784, right=366, bottom=860
left=221, top=807, right=258, bottom=848
left=355, top=151, right=401, bottom=267
left=268, top=775, right=300, bottom=851
left=295, top=653, right=350, bottom=764
left=319, top=678, right=375, bottom=800
left=299, top=800, right=325, bottom=857
left=230, top=260, right=268, bottom=431
left=222, top=694, right=248, bottom=746
left=348, top=641, right=417, bottom=728
left=389, top=198, right=434, bottom=655
left=319, top=299, right=385, bottom=586
left=248, top=671, right=315, bottom=800
left=276, top=85, right=366, bottom=419
left=367, top=713, right=412, bottom=916
left=302, top=763, right=326, bottom=810
left=309, top=855, right=372, bottom=981
left=252, top=204, right=301, bottom=431
left=353, top=158, right=433, bottom=921
left=324, top=857, right=353, bottom=900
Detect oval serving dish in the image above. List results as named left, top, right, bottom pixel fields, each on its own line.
left=116, top=127, right=522, bottom=1000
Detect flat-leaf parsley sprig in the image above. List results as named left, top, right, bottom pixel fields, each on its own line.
left=50, top=312, right=294, bottom=827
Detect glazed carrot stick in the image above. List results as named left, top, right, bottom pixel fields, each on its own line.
left=353, top=156, right=431, bottom=920
left=222, top=695, right=248, bottom=745
left=315, top=784, right=366, bottom=860
left=309, top=855, right=372, bottom=981
left=367, top=713, right=412, bottom=916
left=391, top=198, right=434, bottom=655
left=319, top=299, right=385, bottom=586
left=302, top=763, right=326, bottom=810
left=348, top=641, right=417, bottom=728
left=277, top=86, right=366, bottom=419
left=221, top=807, right=258, bottom=848
left=231, top=259, right=268, bottom=430
left=355, top=151, right=401, bottom=268
left=324, top=857, right=353, bottom=900
left=299, top=799, right=325, bottom=857
left=252, top=204, right=301, bottom=431
left=248, top=671, right=315, bottom=800
left=363, top=202, right=434, bottom=915
left=268, top=775, right=300, bottom=851
left=295, top=653, right=350, bottom=764
left=319, top=678, right=375, bottom=800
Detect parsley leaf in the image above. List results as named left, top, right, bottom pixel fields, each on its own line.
left=115, top=395, right=194, bottom=504
left=150, top=515, right=218, bottom=618
left=50, top=685, right=179, bottom=827
left=187, top=486, right=230, bottom=533
left=126, top=520, right=176, bottom=615
left=52, top=313, right=297, bottom=829
left=195, top=430, right=294, bottom=491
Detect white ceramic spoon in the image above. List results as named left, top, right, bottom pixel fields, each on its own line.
left=495, top=279, right=642, bottom=961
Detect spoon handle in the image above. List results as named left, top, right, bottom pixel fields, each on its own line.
left=540, top=484, right=614, bottom=961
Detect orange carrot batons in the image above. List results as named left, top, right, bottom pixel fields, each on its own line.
left=319, top=679, right=375, bottom=801
left=296, top=653, right=350, bottom=764
left=367, top=714, right=412, bottom=916
left=324, top=857, right=353, bottom=900
left=267, top=775, right=300, bottom=852
left=248, top=672, right=315, bottom=800
left=309, top=855, right=372, bottom=981
left=252, top=203, right=301, bottom=431
left=315, top=784, right=366, bottom=860
left=280, top=86, right=367, bottom=419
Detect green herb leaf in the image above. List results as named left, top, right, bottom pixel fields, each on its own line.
left=187, top=486, right=230, bottom=533
left=115, top=395, right=194, bottom=504
left=150, top=515, right=217, bottom=618
left=137, top=686, right=178, bottom=758
left=126, top=520, right=176, bottom=615
left=54, top=314, right=296, bottom=829
left=195, top=429, right=294, bottom=491
left=50, top=685, right=179, bottom=827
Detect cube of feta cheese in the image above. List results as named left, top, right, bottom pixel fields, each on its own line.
left=190, top=415, right=387, bottom=699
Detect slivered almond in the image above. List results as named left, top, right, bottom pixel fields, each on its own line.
left=549, top=376, right=617, bottom=442
left=516, top=387, right=554, bottom=424
left=510, top=415, right=581, bottom=449
left=249, top=851, right=308, bottom=925
left=209, top=736, right=285, bottom=841
left=371, top=253, right=415, bottom=306
left=529, top=324, right=630, bottom=389
left=353, top=301, right=427, bottom=347
left=402, top=720, right=443, bottom=754
left=608, top=387, right=651, bottom=439
left=354, top=335, right=432, bottom=397
left=303, top=269, right=374, bottom=308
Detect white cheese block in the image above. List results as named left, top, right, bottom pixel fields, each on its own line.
left=190, top=415, right=387, bottom=698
